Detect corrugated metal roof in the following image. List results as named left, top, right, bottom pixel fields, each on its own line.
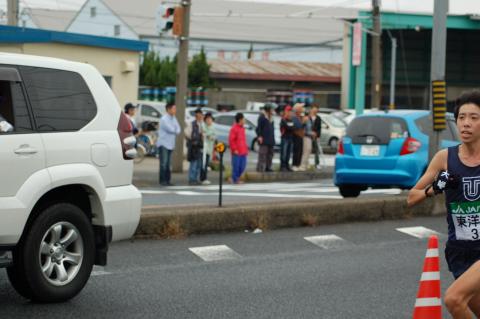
left=209, top=59, right=341, bottom=82
left=102, top=0, right=357, bottom=44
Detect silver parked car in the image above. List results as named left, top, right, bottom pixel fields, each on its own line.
left=213, top=112, right=258, bottom=151
left=318, top=113, right=347, bottom=150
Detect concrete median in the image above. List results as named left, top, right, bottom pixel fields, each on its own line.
left=135, top=194, right=445, bottom=239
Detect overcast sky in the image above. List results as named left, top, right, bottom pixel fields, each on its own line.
left=1, top=0, right=480, bottom=14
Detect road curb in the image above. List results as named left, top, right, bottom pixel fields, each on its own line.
left=135, top=195, right=441, bottom=239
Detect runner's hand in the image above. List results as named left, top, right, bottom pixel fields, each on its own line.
left=432, top=170, right=459, bottom=194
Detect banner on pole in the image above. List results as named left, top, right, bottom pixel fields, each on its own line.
left=352, top=22, right=363, bottom=66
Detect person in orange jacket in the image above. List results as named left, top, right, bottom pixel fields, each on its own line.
left=228, top=112, right=249, bottom=184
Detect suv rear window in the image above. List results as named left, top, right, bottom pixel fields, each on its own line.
left=19, top=66, right=97, bottom=132
left=347, top=116, right=408, bottom=144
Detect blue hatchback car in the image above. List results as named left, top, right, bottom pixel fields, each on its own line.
left=334, top=110, right=460, bottom=197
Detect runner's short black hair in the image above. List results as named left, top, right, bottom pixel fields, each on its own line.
left=454, top=90, right=480, bottom=121
left=165, top=103, right=175, bottom=111
left=235, top=112, right=244, bottom=123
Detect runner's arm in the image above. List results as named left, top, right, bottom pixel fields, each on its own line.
left=407, top=149, right=447, bottom=207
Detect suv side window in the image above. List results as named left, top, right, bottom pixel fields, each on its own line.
left=0, top=79, right=33, bottom=133
left=19, top=66, right=97, bottom=132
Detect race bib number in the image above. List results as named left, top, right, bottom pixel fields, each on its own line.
left=451, top=201, right=480, bottom=240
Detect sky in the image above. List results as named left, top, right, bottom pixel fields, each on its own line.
left=1, top=0, right=480, bottom=15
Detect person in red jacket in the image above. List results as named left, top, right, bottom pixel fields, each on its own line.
left=229, top=112, right=249, bottom=184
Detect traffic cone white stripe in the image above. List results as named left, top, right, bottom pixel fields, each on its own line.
left=425, top=249, right=439, bottom=258
left=415, top=297, right=442, bottom=307
left=420, top=271, right=440, bottom=281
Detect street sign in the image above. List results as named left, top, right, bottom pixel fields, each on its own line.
left=215, top=142, right=226, bottom=154
left=432, top=80, right=447, bottom=131
left=352, top=22, right=363, bottom=66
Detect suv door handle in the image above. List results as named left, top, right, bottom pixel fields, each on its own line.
left=14, top=145, right=38, bottom=155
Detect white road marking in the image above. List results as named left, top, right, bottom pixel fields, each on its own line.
left=140, top=190, right=170, bottom=195
left=91, top=266, right=112, bottom=276
left=304, top=234, right=350, bottom=249
left=189, top=245, right=241, bottom=262
left=363, top=189, right=402, bottom=195
left=396, top=226, right=442, bottom=239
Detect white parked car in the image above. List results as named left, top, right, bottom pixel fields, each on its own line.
left=134, top=100, right=166, bottom=127
left=0, top=53, right=141, bottom=302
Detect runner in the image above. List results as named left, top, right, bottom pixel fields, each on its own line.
left=408, top=90, right=480, bottom=318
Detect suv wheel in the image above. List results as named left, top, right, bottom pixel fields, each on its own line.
left=339, top=185, right=362, bottom=198
left=8, top=203, right=94, bottom=302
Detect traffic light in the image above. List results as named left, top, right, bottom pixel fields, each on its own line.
left=156, top=5, right=183, bottom=36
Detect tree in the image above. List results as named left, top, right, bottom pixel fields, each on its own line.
left=140, top=52, right=176, bottom=87
left=188, top=47, right=214, bottom=88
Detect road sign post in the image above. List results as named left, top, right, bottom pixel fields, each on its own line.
left=215, top=142, right=226, bottom=207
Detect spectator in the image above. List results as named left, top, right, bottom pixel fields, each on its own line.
left=157, top=103, right=181, bottom=186
left=309, top=106, right=322, bottom=169
left=291, top=103, right=305, bottom=171
left=185, top=108, right=204, bottom=185
left=229, top=113, right=248, bottom=184
left=300, top=110, right=314, bottom=171
left=124, top=103, right=139, bottom=135
left=256, top=104, right=275, bottom=172
left=280, top=105, right=294, bottom=172
left=201, top=112, right=216, bottom=185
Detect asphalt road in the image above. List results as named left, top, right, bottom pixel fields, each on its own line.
left=140, top=180, right=405, bottom=206
left=0, top=216, right=454, bottom=318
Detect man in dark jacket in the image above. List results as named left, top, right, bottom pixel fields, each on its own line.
left=185, top=108, right=204, bottom=185
left=256, top=104, right=275, bottom=172
left=291, top=103, right=305, bottom=171
left=309, top=106, right=322, bottom=169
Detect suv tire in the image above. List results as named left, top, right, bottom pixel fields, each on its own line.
left=8, top=203, right=95, bottom=302
left=339, top=185, right=362, bottom=198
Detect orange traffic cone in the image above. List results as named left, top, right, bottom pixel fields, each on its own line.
left=413, top=235, right=442, bottom=319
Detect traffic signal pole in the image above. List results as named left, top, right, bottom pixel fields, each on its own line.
left=172, top=0, right=191, bottom=173
left=371, top=0, right=382, bottom=109
left=428, top=0, right=448, bottom=162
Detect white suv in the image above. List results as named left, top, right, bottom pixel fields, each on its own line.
left=0, top=53, right=142, bottom=302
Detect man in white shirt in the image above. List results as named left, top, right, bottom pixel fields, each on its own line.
left=157, top=103, right=181, bottom=186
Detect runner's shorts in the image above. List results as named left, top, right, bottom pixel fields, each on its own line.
left=445, top=241, right=480, bottom=279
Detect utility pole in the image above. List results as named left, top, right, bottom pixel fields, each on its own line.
left=389, top=37, right=397, bottom=109
left=7, top=0, right=19, bottom=26
left=371, top=0, right=382, bottom=109
left=172, top=0, right=191, bottom=173
left=428, top=0, right=448, bottom=161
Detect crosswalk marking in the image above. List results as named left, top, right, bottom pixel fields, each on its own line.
left=91, top=266, right=111, bottom=276
left=189, top=245, right=241, bottom=262
left=396, top=226, right=441, bottom=239
left=304, top=234, right=350, bottom=249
